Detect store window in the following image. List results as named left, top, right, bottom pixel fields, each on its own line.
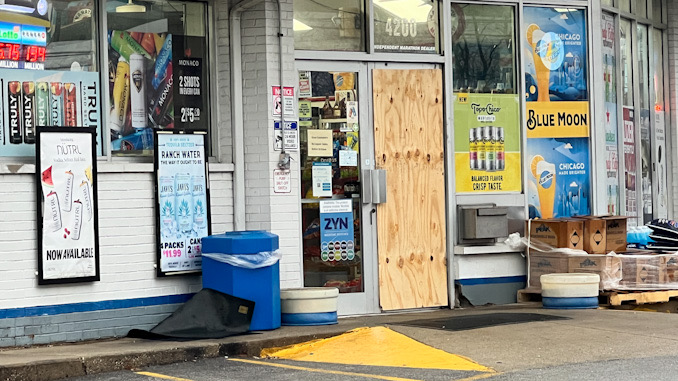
left=620, top=18, right=636, bottom=220
left=0, top=0, right=99, bottom=157
left=294, top=0, right=364, bottom=52
left=372, top=0, right=438, bottom=54
left=107, top=0, right=209, bottom=155
left=298, top=70, right=363, bottom=294
left=652, top=27, right=668, bottom=218
left=451, top=3, right=521, bottom=195
left=602, top=12, right=619, bottom=214
left=637, top=24, right=652, bottom=222
left=618, top=0, right=631, bottom=13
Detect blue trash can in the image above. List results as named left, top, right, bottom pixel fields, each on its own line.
left=201, top=231, right=281, bottom=331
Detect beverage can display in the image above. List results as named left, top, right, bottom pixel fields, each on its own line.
left=63, top=83, right=77, bottom=127
left=50, top=82, right=63, bottom=126
left=36, top=82, right=49, bottom=127
left=150, top=62, right=173, bottom=127
left=140, top=33, right=156, bottom=57
left=62, top=170, right=74, bottom=211
left=45, top=190, right=62, bottom=232
left=153, top=33, right=166, bottom=55
left=109, top=30, right=152, bottom=61
left=8, top=81, right=22, bottom=144
left=22, top=82, right=36, bottom=144
left=152, top=34, right=172, bottom=90
left=174, top=173, right=193, bottom=233
left=469, top=128, right=478, bottom=170
left=485, top=126, right=496, bottom=172
left=129, top=53, right=147, bottom=129
left=71, top=200, right=83, bottom=240
left=111, top=56, right=130, bottom=136
left=497, top=127, right=505, bottom=171
left=80, top=180, right=93, bottom=221
left=191, top=175, right=206, bottom=230
left=477, top=126, right=487, bottom=171
left=159, top=175, right=176, bottom=233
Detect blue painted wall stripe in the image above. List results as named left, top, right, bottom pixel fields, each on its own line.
left=456, top=276, right=527, bottom=286
left=0, top=294, right=195, bottom=320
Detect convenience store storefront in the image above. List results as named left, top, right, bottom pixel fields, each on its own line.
left=0, top=0, right=674, bottom=347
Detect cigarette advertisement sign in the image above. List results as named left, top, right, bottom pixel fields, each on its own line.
left=454, top=93, right=521, bottom=193
left=37, top=127, right=99, bottom=284
left=319, top=200, right=355, bottom=262
left=108, top=32, right=208, bottom=153
left=155, top=132, right=210, bottom=276
left=524, top=7, right=591, bottom=218
left=0, top=69, right=101, bottom=157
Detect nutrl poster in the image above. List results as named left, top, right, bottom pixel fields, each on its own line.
left=37, top=127, right=99, bottom=284
left=454, top=93, right=521, bottom=193
left=155, top=132, right=210, bottom=276
left=524, top=7, right=591, bottom=218
left=319, top=200, right=355, bottom=262
left=0, top=69, right=101, bottom=157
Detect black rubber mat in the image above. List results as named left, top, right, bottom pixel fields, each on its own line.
left=394, top=313, right=570, bottom=332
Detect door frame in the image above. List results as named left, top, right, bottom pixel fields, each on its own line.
left=367, top=62, right=450, bottom=311
left=294, top=60, right=379, bottom=315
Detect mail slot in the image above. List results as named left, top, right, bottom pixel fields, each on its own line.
left=459, top=204, right=508, bottom=243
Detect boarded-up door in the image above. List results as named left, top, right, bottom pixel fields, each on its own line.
left=373, top=68, right=447, bottom=310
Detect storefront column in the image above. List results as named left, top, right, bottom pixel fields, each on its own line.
left=238, top=0, right=303, bottom=288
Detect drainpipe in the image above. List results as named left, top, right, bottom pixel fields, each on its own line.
left=273, top=0, right=287, bottom=164
left=230, top=0, right=264, bottom=230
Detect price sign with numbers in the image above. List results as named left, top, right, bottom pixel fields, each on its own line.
left=174, top=52, right=206, bottom=130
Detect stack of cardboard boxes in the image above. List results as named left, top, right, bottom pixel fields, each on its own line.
left=526, top=216, right=676, bottom=290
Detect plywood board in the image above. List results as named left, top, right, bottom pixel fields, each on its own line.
left=373, top=68, right=447, bottom=310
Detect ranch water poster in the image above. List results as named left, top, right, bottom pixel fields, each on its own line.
left=155, top=132, right=210, bottom=275
left=37, top=127, right=99, bottom=284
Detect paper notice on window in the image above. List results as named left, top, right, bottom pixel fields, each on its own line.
left=307, top=129, right=333, bottom=157
left=339, top=150, right=358, bottom=167
left=312, top=162, right=332, bottom=197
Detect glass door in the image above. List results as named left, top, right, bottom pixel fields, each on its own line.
left=295, top=61, right=379, bottom=315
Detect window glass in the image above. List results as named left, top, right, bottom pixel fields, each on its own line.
left=107, top=0, right=209, bottom=155
left=620, top=19, right=633, bottom=107
left=619, top=0, right=631, bottom=13
left=602, top=12, right=619, bottom=215
left=0, top=0, right=100, bottom=157
left=602, top=0, right=612, bottom=6
left=294, top=0, right=364, bottom=52
left=620, top=18, right=636, bottom=221
left=652, top=0, right=662, bottom=22
left=637, top=24, right=652, bottom=222
left=652, top=28, right=667, bottom=217
left=635, top=0, right=647, bottom=19
left=451, top=4, right=515, bottom=93
left=373, top=0, right=438, bottom=53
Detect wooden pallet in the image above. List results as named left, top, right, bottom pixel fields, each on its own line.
left=601, top=290, right=678, bottom=306
left=517, top=288, right=542, bottom=303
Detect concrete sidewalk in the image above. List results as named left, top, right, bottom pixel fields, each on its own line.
left=2, top=303, right=678, bottom=381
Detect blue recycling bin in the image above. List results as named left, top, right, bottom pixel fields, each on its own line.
left=201, top=231, right=281, bottom=331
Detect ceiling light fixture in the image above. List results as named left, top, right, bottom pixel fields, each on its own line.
left=116, top=0, right=146, bottom=13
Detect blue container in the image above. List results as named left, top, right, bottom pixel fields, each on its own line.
left=542, top=296, right=599, bottom=309
left=201, top=231, right=281, bottom=331
left=202, top=230, right=279, bottom=254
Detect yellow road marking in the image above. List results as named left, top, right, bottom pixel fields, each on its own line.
left=261, top=326, right=493, bottom=372
left=134, top=371, right=194, bottom=381
left=230, top=358, right=425, bottom=381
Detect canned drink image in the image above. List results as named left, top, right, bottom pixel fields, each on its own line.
left=63, top=83, right=77, bottom=126
left=469, top=128, right=478, bottom=170
left=477, top=126, right=487, bottom=171
left=62, top=170, right=74, bottom=211
left=36, top=82, right=49, bottom=126
left=150, top=62, right=173, bottom=127
left=71, top=200, right=83, bottom=240
left=129, top=54, right=147, bottom=129
left=50, top=82, right=63, bottom=126
left=80, top=180, right=93, bottom=221
left=8, top=81, right=22, bottom=144
left=174, top=173, right=193, bottom=233
left=191, top=175, right=206, bottom=230
left=152, top=34, right=172, bottom=90
left=45, top=190, right=62, bottom=232
left=110, top=56, right=130, bottom=136
left=485, top=126, right=497, bottom=172
left=497, top=127, right=505, bottom=171
left=159, top=176, right=176, bottom=232
left=22, top=82, right=36, bottom=144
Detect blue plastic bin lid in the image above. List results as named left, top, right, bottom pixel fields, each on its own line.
left=202, top=230, right=279, bottom=254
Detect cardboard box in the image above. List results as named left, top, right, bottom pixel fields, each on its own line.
left=568, top=255, right=622, bottom=289
left=619, top=254, right=666, bottom=288
left=573, top=217, right=607, bottom=254
left=663, top=255, right=678, bottom=284
left=603, top=216, right=628, bottom=253
left=526, top=219, right=585, bottom=251
left=528, top=250, right=569, bottom=289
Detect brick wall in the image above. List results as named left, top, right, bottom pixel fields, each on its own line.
left=240, top=0, right=303, bottom=289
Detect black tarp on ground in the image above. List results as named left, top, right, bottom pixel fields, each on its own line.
left=128, top=288, right=255, bottom=340
left=394, top=313, right=569, bottom=332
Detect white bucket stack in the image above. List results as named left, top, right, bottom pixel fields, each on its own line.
left=540, top=273, right=600, bottom=309
left=280, top=287, right=339, bottom=326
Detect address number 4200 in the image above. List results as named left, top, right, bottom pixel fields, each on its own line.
left=385, top=17, right=418, bottom=38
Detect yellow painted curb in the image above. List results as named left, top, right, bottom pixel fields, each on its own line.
left=261, top=326, right=492, bottom=372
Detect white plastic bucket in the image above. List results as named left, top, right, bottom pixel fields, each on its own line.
left=540, top=273, right=600, bottom=298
